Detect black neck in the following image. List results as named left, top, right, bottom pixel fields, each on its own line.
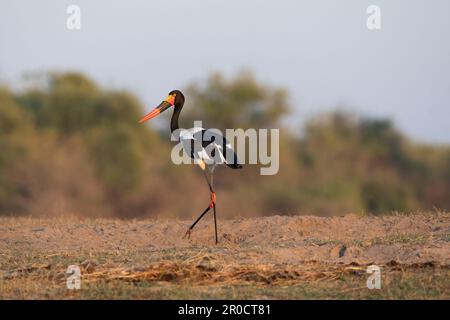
left=170, top=104, right=183, bottom=133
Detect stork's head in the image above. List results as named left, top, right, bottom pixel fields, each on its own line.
left=139, top=90, right=185, bottom=123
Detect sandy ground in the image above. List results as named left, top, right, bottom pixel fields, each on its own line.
left=0, top=212, right=449, bottom=299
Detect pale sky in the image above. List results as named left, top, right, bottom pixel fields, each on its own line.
left=1, top=0, right=449, bottom=143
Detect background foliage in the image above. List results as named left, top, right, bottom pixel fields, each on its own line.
left=0, top=71, right=449, bottom=217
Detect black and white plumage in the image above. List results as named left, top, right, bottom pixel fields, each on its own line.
left=179, top=127, right=242, bottom=171
left=139, top=90, right=242, bottom=244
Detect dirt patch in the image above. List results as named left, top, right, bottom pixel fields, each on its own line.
left=0, top=212, right=449, bottom=299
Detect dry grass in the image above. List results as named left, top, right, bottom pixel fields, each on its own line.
left=0, top=212, right=449, bottom=299
left=1, top=257, right=448, bottom=299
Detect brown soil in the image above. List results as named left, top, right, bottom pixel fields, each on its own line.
left=0, top=212, right=449, bottom=299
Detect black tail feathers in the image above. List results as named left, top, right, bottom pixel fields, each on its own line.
left=227, top=163, right=243, bottom=169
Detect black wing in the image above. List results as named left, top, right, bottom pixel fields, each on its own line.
left=187, top=129, right=242, bottom=169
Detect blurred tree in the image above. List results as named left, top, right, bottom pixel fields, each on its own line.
left=0, top=71, right=449, bottom=217
left=0, top=88, right=35, bottom=212
left=87, top=124, right=144, bottom=196
left=182, top=70, right=290, bottom=131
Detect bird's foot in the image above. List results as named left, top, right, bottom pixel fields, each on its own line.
left=183, top=228, right=192, bottom=239
left=209, top=192, right=216, bottom=209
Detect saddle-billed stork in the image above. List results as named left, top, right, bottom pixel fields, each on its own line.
left=139, top=90, right=242, bottom=244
